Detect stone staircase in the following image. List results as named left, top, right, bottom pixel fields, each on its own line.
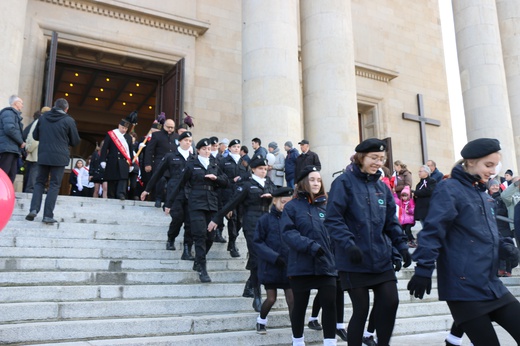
left=0, top=193, right=519, bottom=345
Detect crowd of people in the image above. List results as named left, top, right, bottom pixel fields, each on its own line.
left=2, top=95, right=520, bottom=345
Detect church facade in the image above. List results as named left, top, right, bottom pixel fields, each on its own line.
left=2, top=0, right=467, bottom=186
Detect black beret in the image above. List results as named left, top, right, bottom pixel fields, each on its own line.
left=355, top=138, right=386, bottom=153
left=178, top=131, right=192, bottom=141
left=249, top=154, right=268, bottom=168
left=229, top=139, right=241, bottom=147
left=460, top=138, right=501, bottom=159
left=296, top=165, right=320, bottom=184
left=196, top=138, right=211, bottom=149
left=506, top=169, right=514, bottom=176
left=209, top=136, right=219, bottom=145
left=272, top=187, right=294, bottom=198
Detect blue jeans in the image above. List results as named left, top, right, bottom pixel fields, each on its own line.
left=30, top=164, right=65, bottom=218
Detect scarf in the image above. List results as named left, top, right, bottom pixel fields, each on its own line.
left=178, top=147, right=190, bottom=160
left=252, top=174, right=266, bottom=187
left=229, top=153, right=241, bottom=164
left=198, top=155, right=210, bottom=169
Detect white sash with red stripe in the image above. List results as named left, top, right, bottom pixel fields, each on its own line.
left=108, top=130, right=131, bottom=165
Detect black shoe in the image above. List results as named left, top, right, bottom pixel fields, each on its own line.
left=256, top=323, right=267, bottom=335
left=362, top=335, right=377, bottom=346
left=308, top=320, right=322, bottom=331
left=199, top=267, right=211, bottom=283
left=25, top=210, right=37, bottom=221
left=445, top=340, right=456, bottom=346
left=166, top=241, right=175, bottom=251
left=336, top=328, right=348, bottom=341
left=181, top=244, right=195, bottom=260
left=154, top=200, right=162, bottom=208
left=242, top=279, right=254, bottom=298
left=214, top=229, right=227, bottom=243
left=193, top=261, right=202, bottom=272
left=230, top=248, right=240, bottom=258
left=42, top=217, right=58, bottom=224
left=252, top=286, right=262, bottom=312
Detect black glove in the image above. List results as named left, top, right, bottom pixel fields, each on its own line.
left=315, top=247, right=325, bottom=257
left=347, top=245, right=363, bottom=264
left=407, top=274, right=432, bottom=299
left=399, top=249, right=412, bottom=268
left=393, top=258, right=402, bottom=272
left=275, top=256, right=286, bottom=268
left=510, top=247, right=520, bottom=269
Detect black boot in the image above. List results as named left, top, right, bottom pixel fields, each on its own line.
left=215, top=229, right=227, bottom=243
left=166, top=239, right=175, bottom=251
left=199, top=263, right=211, bottom=283
left=181, top=244, right=195, bottom=261
left=228, top=240, right=240, bottom=258
left=252, top=285, right=262, bottom=312
left=193, top=260, right=201, bottom=272
left=242, top=279, right=254, bottom=298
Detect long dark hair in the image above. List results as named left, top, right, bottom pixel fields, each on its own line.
left=296, top=173, right=326, bottom=203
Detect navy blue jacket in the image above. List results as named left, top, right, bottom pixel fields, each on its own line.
left=284, top=148, right=299, bottom=182
left=281, top=193, right=337, bottom=277
left=254, top=205, right=290, bottom=285
left=413, top=164, right=511, bottom=301
left=0, top=107, right=24, bottom=154
left=324, top=164, right=407, bottom=273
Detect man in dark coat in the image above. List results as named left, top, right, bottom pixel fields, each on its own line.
left=99, top=118, right=134, bottom=200
left=144, top=118, right=178, bottom=206
left=294, top=139, right=321, bottom=182
left=0, top=95, right=25, bottom=182
left=25, top=98, right=80, bottom=224
left=284, top=141, right=299, bottom=188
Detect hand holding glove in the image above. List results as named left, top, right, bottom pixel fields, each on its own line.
left=275, top=256, right=286, bottom=268
left=100, top=162, right=106, bottom=169
left=407, top=274, right=432, bottom=299
left=347, top=245, right=363, bottom=264
left=399, top=248, right=412, bottom=268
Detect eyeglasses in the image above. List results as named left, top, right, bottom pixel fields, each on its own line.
left=367, top=155, right=386, bottom=164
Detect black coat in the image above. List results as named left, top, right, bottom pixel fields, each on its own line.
left=218, top=154, right=250, bottom=203
left=144, top=129, right=178, bottom=168
left=99, top=131, right=133, bottom=181
left=169, top=158, right=228, bottom=212
left=254, top=205, right=290, bottom=285
left=414, top=176, right=437, bottom=220
left=89, top=150, right=105, bottom=182
left=0, top=107, right=24, bottom=155
left=33, top=108, right=80, bottom=166
left=295, top=150, right=321, bottom=179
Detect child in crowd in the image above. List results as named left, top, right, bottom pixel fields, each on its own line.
left=394, top=185, right=416, bottom=247
left=69, top=160, right=84, bottom=196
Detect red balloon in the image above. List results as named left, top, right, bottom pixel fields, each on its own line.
left=0, top=169, right=15, bottom=232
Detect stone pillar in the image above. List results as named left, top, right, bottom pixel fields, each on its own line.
left=0, top=0, right=29, bottom=104
left=452, top=0, right=517, bottom=170
left=300, top=0, right=358, bottom=187
left=497, top=0, right=520, bottom=170
left=242, top=0, right=301, bottom=152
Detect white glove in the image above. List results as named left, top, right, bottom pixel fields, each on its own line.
left=139, top=142, right=146, bottom=149
left=77, top=185, right=83, bottom=192
left=100, top=162, right=106, bottom=169
left=129, top=166, right=134, bottom=173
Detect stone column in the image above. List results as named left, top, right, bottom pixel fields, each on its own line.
left=242, top=0, right=301, bottom=152
left=497, top=0, right=520, bottom=170
left=300, top=0, right=358, bottom=187
left=0, top=0, right=29, bottom=104
left=452, top=0, right=517, bottom=169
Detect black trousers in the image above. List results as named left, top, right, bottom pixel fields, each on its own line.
left=168, top=196, right=192, bottom=246
left=190, top=209, right=216, bottom=266
left=107, top=180, right=127, bottom=199
left=29, top=164, right=65, bottom=218
left=0, top=152, right=19, bottom=182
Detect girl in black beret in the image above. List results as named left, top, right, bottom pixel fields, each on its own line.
left=409, top=138, right=520, bottom=345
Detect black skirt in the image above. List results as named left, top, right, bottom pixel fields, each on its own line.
left=339, top=269, right=397, bottom=290
left=447, top=291, right=518, bottom=325
left=289, top=275, right=337, bottom=292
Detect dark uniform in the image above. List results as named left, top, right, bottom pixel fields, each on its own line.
left=151, top=141, right=196, bottom=257
left=211, top=155, right=275, bottom=310
left=169, top=139, right=228, bottom=282
left=99, top=129, right=133, bottom=199
left=294, top=149, right=321, bottom=180
left=218, top=141, right=250, bottom=256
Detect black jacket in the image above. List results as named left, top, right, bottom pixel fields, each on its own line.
left=99, top=131, right=133, bottom=181
left=282, top=193, right=337, bottom=277
left=154, top=150, right=196, bottom=208
left=169, top=157, right=228, bottom=212
left=0, top=107, right=24, bottom=155
left=295, top=150, right=321, bottom=179
left=254, top=205, right=290, bottom=285
left=144, top=129, right=178, bottom=168
left=218, top=154, right=250, bottom=203
left=414, top=176, right=437, bottom=220
left=33, top=108, right=80, bottom=166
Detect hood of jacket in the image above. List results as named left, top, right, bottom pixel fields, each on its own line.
left=45, top=108, right=69, bottom=122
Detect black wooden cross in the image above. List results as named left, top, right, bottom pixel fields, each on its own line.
left=402, top=94, right=441, bottom=163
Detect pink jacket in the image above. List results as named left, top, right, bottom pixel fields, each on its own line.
left=394, top=192, right=415, bottom=225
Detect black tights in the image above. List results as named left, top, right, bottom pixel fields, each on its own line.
left=260, top=288, right=294, bottom=320
left=459, top=300, right=520, bottom=346
left=311, top=281, right=345, bottom=323
left=291, top=285, right=336, bottom=339
left=347, top=281, right=398, bottom=346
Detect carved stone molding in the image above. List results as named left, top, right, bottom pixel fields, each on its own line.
left=355, top=62, right=399, bottom=83
left=39, top=0, right=210, bottom=37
